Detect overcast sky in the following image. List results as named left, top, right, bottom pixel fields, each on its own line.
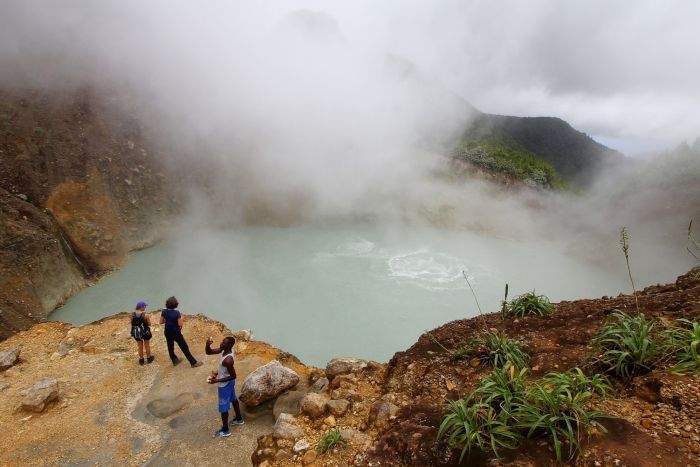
left=1, top=0, right=699, bottom=155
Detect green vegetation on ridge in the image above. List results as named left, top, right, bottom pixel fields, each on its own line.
left=454, top=138, right=567, bottom=189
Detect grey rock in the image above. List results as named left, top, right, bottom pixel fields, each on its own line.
left=300, top=392, right=329, bottom=419
left=369, top=401, right=399, bottom=429
left=293, top=439, right=310, bottom=453
left=325, top=357, right=367, bottom=379
left=232, top=329, right=252, bottom=341
left=273, top=413, right=303, bottom=440
left=311, top=377, right=329, bottom=393
left=22, top=378, right=59, bottom=412
left=0, top=347, right=20, bottom=371
left=240, top=360, right=300, bottom=407
left=340, top=428, right=371, bottom=447
left=273, top=390, right=307, bottom=419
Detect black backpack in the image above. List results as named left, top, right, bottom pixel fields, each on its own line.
left=131, top=313, right=152, bottom=340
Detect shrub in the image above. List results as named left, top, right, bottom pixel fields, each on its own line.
left=591, top=312, right=658, bottom=379
left=505, top=292, right=555, bottom=318
left=439, top=366, right=609, bottom=462
left=515, top=375, right=608, bottom=461
left=662, top=319, right=700, bottom=373
left=317, top=428, right=342, bottom=453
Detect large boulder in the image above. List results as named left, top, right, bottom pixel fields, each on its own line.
left=273, top=413, right=304, bottom=440
left=22, top=378, right=59, bottom=412
left=300, top=392, right=329, bottom=419
left=325, top=357, right=367, bottom=379
left=239, top=360, right=300, bottom=407
left=0, top=347, right=20, bottom=370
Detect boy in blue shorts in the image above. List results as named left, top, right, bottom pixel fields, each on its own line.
left=206, top=336, right=244, bottom=437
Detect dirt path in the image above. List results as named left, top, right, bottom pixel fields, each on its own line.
left=0, top=313, right=311, bottom=466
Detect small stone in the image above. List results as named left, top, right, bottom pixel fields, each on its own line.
left=323, top=415, right=336, bottom=427
left=325, top=357, right=367, bottom=379
left=326, top=399, right=350, bottom=417
left=369, top=401, right=399, bottom=429
left=311, top=377, right=329, bottom=393
left=641, top=418, right=653, bottom=429
left=0, top=347, right=20, bottom=371
left=22, top=378, right=59, bottom=412
left=339, top=428, right=371, bottom=448
left=469, top=357, right=480, bottom=368
left=683, top=424, right=693, bottom=432
left=273, top=413, right=303, bottom=440
left=293, top=439, right=310, bottom=453
left=300, top=392, right=329, bottom=419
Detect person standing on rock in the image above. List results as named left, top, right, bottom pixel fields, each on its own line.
left=160, top=296, right=203, bottom=368
left=206, top=336, right=244, bottom=437
left=130, top=301, right=154, bottom=365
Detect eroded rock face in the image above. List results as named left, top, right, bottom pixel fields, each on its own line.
left=300, top=392, right=329, bottom=419
left=325, top=357, right=367, bottom=379
left=22, top=378, right=59, bottom=412
left=239, top=360, right=300, bottom=407
left=0, top=347, right=20, bottom=370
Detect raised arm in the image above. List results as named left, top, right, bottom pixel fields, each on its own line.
left=205, top=337, right=221, bottom=355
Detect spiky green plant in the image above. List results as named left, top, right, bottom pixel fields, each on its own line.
left=514, top=378, right=608, bottom=461
left=505, top=291, right=555, bottom=318
left=475, top=331, right=530, bottom=370
left=619, top=227, right=640, bottom=313
left=317, top=427, right=343, bottom=453
left=438, top=400, right=521, bottom=461
left=471, top=364, right=528, bottom=411
left=591, top=312, right=658, bottom=379
left=540, top=367, right=611, bottom=397
left=662, top=319, right=700, bottom=373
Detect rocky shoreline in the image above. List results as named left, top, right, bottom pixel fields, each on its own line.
left=1, top=268, right=698, bottom=466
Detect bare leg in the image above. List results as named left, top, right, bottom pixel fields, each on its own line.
left=144, top=339, right=152, bottom=357
left=220, top=411, right=229, bottom=432
left=137, top=340, right=144, bottom=359
left=232, top=400, right=243, bottom=420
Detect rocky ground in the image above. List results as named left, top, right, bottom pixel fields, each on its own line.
left=1, top=269, right=698, bottom=466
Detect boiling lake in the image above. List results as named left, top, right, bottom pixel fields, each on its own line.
left=50, top=224, right=667, bottom=366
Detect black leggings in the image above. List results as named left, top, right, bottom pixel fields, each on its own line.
left=164, top=330, right=197, bottom=365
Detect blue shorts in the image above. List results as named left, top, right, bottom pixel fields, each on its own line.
left=218, top=380, right=237, bottom=413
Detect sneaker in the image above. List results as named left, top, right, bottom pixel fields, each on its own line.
left=172, top=358, right=181, bottom=366
left=191, top=361, right=203, bottom=368
left=231, top=417, right=245, bottom=426
left=213, top=429, right=231, bottom=438
left=146, top=356, right=155, bottom=364
left=139, top=358, right=145, bottom=366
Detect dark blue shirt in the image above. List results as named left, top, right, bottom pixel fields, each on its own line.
left=161, top=308, right=182, bottom=334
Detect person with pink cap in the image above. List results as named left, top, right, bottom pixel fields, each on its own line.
left=130, top=300, right=154, bottom=365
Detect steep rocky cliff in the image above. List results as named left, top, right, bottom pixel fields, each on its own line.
left=0, top=87, right=180, bottom=339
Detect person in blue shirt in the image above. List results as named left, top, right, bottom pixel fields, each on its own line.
left=159, top=296, right=202, bottom=367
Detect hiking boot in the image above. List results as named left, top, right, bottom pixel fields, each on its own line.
left=213, top=429, right=231, bottom=438
left=172, top=357, right=181, bottom=366
left=146, top=356, right=155, bottom=364
left=191, top=361, right=203, bottom=368
left=139, top=358, right=145, bottom=365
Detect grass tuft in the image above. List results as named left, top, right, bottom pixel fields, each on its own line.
left=317, top=428, right=343, bottom=453
left=662, top=319, right=700, bottom=374
left=476, top=331, right=530, bottom=370
left=591, top=311, right=658, bottom=379
left=505, top=292, right=555, bottom=318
